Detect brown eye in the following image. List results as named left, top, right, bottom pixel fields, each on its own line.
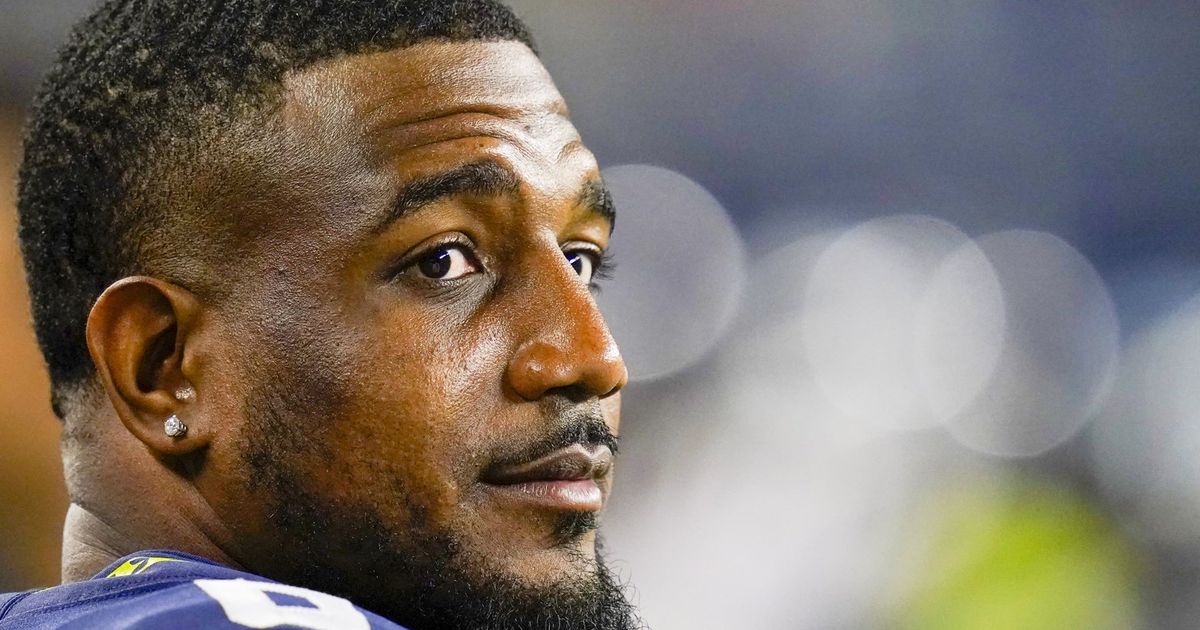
left=564, top=249, right=598, bottom=284
left=416, top=245, right=477, bottom=280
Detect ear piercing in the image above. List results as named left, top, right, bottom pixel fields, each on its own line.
left=164, top=414, right=188, bottom=438
left=174, top=385, right=196, bottom=403
left=165, top=383, right=195, bottom=438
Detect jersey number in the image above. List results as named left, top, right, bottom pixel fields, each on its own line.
left=194, top=578, right=370, bottom=629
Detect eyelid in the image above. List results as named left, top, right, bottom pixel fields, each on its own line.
left=561, top=240, right=604, bottom=256
left=562, top=242, right=604, bottom=270
left=389, top=232, right=482, bottom=280
left=562, top=240, right=614, bottom=288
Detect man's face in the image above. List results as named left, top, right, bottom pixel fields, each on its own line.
left=186, top=41, right=632, bottom=627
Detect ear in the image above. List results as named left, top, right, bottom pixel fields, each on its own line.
left=86, top=276, right=207, bottom=456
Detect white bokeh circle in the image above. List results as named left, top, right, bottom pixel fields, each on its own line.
left=802, top=214, right=1004, bottom=432
left=597, top=164, right=746, bottom=382
left=1091, top=294, right=1200, bottom=546
left=945, top=230, right=1120, bottom=457
left=915, top=240, right=1007, bottom=422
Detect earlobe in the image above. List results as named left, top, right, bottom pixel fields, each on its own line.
left=86, top=276, right=208, bottom=456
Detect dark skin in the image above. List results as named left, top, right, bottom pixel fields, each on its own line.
left=64, top=40, right=627, bottom=618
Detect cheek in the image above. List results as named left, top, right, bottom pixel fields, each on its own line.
left=327, top=309, right=512, bottom=500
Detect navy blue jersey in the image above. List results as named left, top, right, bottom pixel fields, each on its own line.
left=0, top=550, right=407, bottom=629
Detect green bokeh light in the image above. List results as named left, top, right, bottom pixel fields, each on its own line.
left=892, top=477, right=1142, bottom=630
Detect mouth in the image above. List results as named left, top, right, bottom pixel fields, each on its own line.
left=480, top=443, right=614, bottom=512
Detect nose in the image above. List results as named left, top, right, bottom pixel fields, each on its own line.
left=505, top=278, right=627, bottom=402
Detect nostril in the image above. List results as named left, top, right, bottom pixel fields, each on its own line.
left=605, top=365, right=629, bottom=398
left=545, top=384, right=593, bottom=404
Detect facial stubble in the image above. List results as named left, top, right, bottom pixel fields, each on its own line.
left=236, top=372, right=641, bottom=630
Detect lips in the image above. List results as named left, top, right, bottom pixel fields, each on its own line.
left=482, top=443, right=613, bottom=484
left=481, top=443, right=613, bottom=512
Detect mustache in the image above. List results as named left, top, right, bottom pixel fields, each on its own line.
left=489, top=402, right=620, bottom=468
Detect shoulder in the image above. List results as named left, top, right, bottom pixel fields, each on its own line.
left=0, top=552, right=404, bottom=630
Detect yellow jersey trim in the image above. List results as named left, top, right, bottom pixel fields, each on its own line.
left=106, top=556, right=184, bottom=578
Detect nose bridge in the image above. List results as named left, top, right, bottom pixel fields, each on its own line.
left=505, top=252, right=626, bottom=402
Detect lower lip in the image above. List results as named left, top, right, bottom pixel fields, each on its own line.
left=484, top=479, right=604, bottom=512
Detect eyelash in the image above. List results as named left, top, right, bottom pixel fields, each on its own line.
left=588, top=250, right=616, bottom=291
left=392, top=235, right=478, bottom=280
left=391, top=238, right=614, bottom=290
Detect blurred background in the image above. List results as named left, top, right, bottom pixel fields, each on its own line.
left=2, top=1, right=1198, bottom=628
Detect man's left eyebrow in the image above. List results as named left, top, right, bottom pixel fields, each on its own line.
left=577, top=178, right=616, bottom=230
left=375, top=160, right=519, bottom=232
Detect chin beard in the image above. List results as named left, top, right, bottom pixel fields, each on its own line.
left=378, top=536, right=643, bottom=630
left=253, top=479, right=642, bottom=630
left=240, top=385, right=643, bottom=630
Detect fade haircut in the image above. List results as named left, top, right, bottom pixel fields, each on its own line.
left=17, top=0, right=535, bottom=417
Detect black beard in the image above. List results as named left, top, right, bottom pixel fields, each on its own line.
left=375, top=536, right=642, bottom=630
left=238, top=378, right=644, bottom=630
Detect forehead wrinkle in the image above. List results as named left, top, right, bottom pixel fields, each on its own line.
left=371, top=107, right=577, bottom=162
left=557, top=139, right=585, bottom=163
left=351, top=64, right=568, bottom=137
left=363, top=94, right=569, bottom=133
left=364, top=110, right=584, bottom=210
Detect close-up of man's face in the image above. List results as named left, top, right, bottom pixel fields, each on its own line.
left=168, top=41, right=631, bottom=627
left=4, top=0, right=650, bottom=625
left=9, top=1, right=1200, bottom=629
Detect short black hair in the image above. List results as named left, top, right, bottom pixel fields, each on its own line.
left=17, top=0, right=535, bottom=417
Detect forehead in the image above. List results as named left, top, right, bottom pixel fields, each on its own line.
left=285, top=40, right=567, bottom=124
left=248, top=41, right=590, bottom=236
left=280, top=41, right=578, bottom=172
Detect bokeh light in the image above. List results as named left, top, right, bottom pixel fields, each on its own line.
left=607, top=310, right=920, bottom=630
left=597, top=164, right=746, bottom=382
left=605, top=226, right=931, bottom=629
left=915, top=240, right=1007, bottom=423
left=945, top=230, right=1120, bottom=458
left=802, top=215, right=1002, bottom=432
left=888, top=476, right=1142, bottom=630
left=1091, top=293, right=1200, bottom=547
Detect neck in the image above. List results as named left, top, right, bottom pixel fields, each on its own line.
left=61, top=503, right=136, bottom=583
left=60, top=427, right=246, bottom=583
left=61, top=498, right=247, bottom=584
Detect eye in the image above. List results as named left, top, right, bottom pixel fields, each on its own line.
left=415, top=244, right=478, bottom=280
left=564, top=249, right=600, bottom=285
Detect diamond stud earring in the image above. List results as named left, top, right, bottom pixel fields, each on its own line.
left=164, top=414, right=188, bottom=438
left=174, top=385, right=196, bottom=403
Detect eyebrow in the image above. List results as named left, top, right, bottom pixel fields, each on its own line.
left=374, top=159, right=616, bottom=232
left=375, top=160, right=519, bottom=232
left=578, top=178, right=616, bottom=230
